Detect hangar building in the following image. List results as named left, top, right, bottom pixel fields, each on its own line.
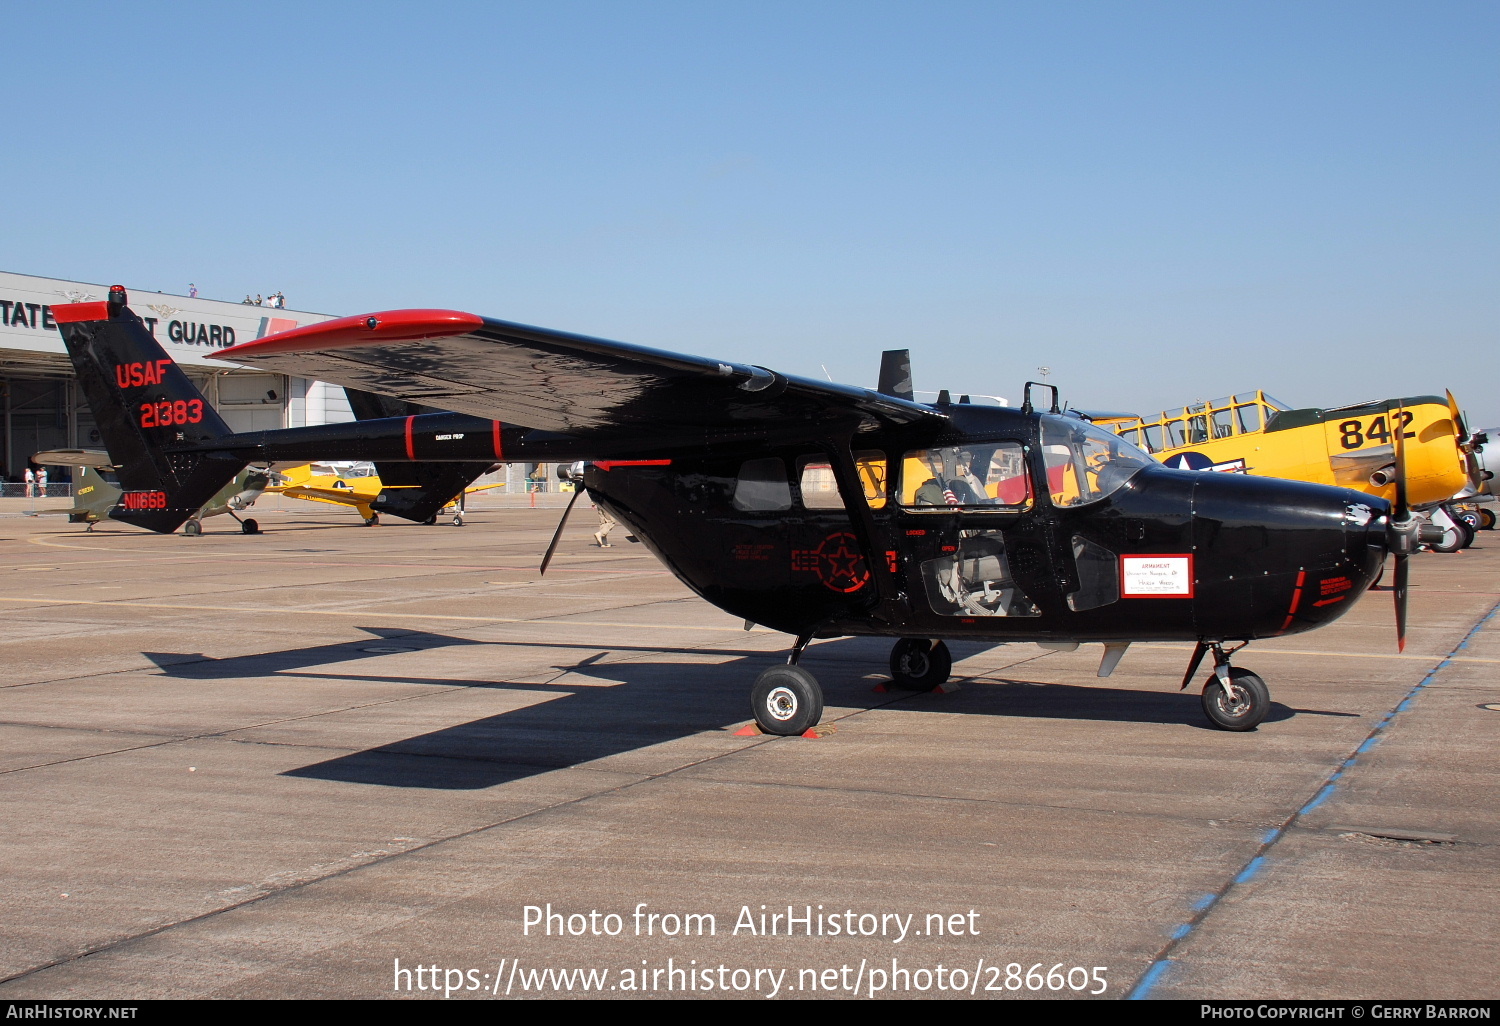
left=0, top=271, right=348, bottom=481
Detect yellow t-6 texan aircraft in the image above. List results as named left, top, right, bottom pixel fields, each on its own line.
left=1094, top=390, right=1482, bottom=549
left=270, top=461, right=500, bottom=526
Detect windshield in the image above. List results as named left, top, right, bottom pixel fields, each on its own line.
left=1040, top=416, right=1152, bottom=506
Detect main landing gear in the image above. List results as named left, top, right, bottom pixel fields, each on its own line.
left=751, top=634, right=824, bottom=736
left=889, top=638, right=952, bottom=691
left=1184, top=641, right=1270, bottom=731
left=749, top=635, right=959, bottom=735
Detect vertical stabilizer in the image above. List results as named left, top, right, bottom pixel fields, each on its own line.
left=53, top=287, right=242, bottom=533
left=877, top=349, right=914, bottom=401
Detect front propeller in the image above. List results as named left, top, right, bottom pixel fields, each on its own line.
left=1389, top=404, right=1415, bottom=652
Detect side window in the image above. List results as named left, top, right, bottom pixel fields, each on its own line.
left=1165, top=420, right=1186, bottom=448
left=732, top=458, right=792, bottom=511
left=1188, top=415, right=1209, bottom=444
left=1236, top=405, right=1263, bottom=434
left=1067, top=536, right=1120, bottom=611
left=899, top=443, right=1030, bottom=510
left=1140, top=424, right=1163, bottom=453
left=1212, top=409, right=1235, bottom=439
left=854, top=451, right=887, bottom=509
left=797, top=457, right=844, bottom=509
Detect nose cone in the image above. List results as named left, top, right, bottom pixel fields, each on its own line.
left=1190, top=473, right=1390, bottom=639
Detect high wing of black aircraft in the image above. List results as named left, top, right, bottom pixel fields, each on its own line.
left=53, top=287, right=1431, bottom=736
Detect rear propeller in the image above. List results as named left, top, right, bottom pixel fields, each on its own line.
left=539, top=486, right=586, bottom=576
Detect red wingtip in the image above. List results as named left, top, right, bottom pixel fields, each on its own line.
left=209, top=309, right=484, bottom=360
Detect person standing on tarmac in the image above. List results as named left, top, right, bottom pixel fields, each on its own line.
left=593, top=504, right=617, bottom=547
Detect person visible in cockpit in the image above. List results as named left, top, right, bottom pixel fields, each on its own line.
left=914, top=450, right=987, bottom=505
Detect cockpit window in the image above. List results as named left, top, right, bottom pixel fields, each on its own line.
left=899, top=442, right=1031, bottom=510
left=1041, top=416, right=1151, bottom=506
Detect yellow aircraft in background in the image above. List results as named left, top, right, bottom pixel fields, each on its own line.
left=1096, top=390, right=1482, bottom=549
left=270, top=462, right=496, bottom=526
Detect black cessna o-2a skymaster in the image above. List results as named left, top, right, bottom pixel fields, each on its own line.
left=55, top=286, right=1432, bottom=736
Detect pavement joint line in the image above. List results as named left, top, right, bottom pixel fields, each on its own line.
left=1125, top=596, right=1500, bottom=1001
left=0, top=596, right=762, bottom=632
left=0, top=700, right=787, bottom=989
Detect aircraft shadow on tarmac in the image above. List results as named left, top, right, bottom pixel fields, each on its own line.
left=141, top=630, right=1353, bottom=790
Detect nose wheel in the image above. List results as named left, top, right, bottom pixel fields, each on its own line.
left=1183, top=642, right=1271, bottom=731
left=1201, top=668, right=1270, bottom=731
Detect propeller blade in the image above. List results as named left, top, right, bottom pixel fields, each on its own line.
left=1388, top=402, right=1411, bottom=652
left=1391, top=403, right=1408, bottom=521
left=1446, top=389, right=1467, bottom=440
left=1393, top=552, right=1409, bottom=653
left=539, top=487, right=586, bottom=576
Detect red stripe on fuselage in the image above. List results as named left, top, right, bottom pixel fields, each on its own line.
left=594, top=460, right=672, bottom=471
left=404, top=416, right=415, bottom=460
left=492, top=420, right=504, bottom=460
left=1280, top=570, right=1307, bottom=631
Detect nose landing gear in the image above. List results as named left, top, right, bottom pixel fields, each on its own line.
left=1183, top=641, right=1270, bottom=731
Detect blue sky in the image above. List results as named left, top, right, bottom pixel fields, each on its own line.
left=5, top=2, right=1496, bottom=424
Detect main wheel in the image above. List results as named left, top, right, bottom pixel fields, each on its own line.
left=1202, top=668, right=1270, bottom=731
left=423, top=515, right=438, bottom=525
left=1479, top=508, right=1496, bottom=531
left=182, top=519, right=202, bottom=537
left=363, top=514, right=380, bottom=527
left=1455, top=510, right=1481, bottom=533
left=240, top=518, right=258, bottom=535
left=750, top=665, right=824, bottom=736
left=452, top=513, right=464, bottom=527
left=1431, top=522, right=1473, bottom=553
left=888, top=638, right=952, bottom=691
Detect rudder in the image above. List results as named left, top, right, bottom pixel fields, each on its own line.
left=53, top=286, right=242, bottom=533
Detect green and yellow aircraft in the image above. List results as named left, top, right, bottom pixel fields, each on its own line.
left=31, top=449, right=271, bottom=534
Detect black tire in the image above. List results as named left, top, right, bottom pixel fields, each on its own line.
left=1479, top=508, right=1496, bottom=531
left=1202, top=668, right=1270, bottom=732
left=1456, top=510, right=1481, bottom=533
left=363, top=514, right=379, bottom=527
left=182, top=519, right=202, bottom=537
left=751, top=665, right=824, bottom=736
left=423, top=515, right=438, bottom=525
left=888, top=638, right=953, bottom=691
left=240, top=518, right=258, bottom=535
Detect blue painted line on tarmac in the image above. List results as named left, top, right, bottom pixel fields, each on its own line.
left=1128, top=959, right=1174, bottom=1000
left=1124, top=597, right=1500, bottom=1000
left=1233, top=856, right=1266, bottom=886
left=1300, top=783, right=1337, bottom=815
